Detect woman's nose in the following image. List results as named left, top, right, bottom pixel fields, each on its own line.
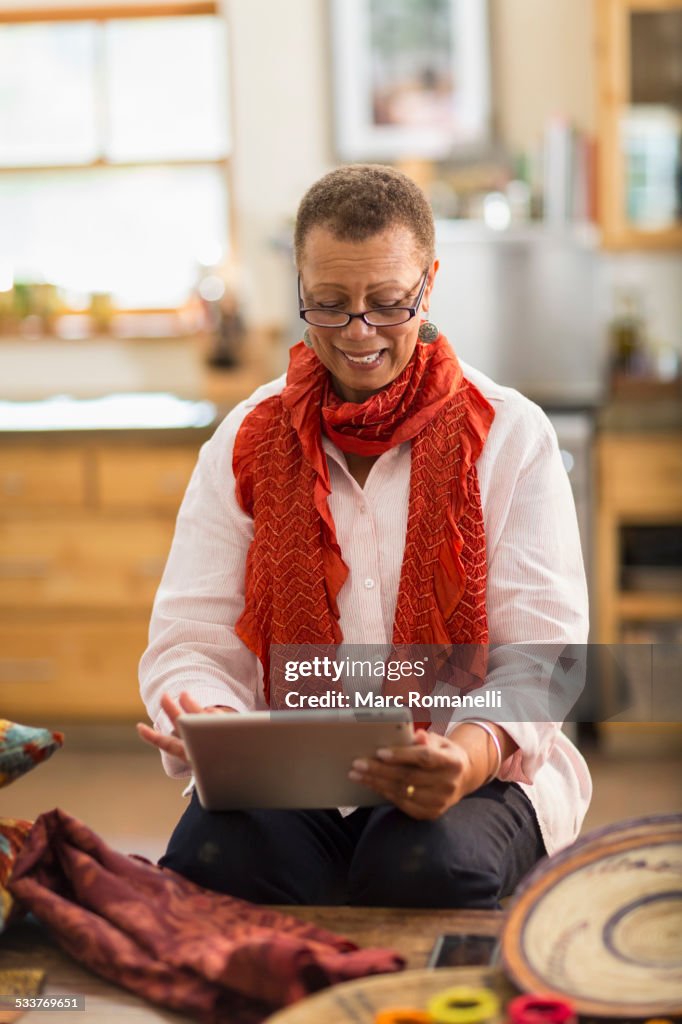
left=341, top=315, right=375, bottom=342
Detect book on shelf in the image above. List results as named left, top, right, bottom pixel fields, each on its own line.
left=542, top=116, right=596, bottom=226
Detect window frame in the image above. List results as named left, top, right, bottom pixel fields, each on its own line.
left=0, top=1, right=234, bottom=318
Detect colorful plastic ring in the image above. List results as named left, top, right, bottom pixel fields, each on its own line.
left=507, top=994, right=576, bottom=1024
left=374, top=1010, right=432, bottom=1024
left=427, top=985, right=500, bottom=1024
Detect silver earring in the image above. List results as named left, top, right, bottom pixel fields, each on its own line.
left=418, top=320, right=439, bottom=343
left=303, top=328, right=314, bottom=348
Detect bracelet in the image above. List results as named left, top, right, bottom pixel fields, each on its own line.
left=457, top=719, right=502, bottom=785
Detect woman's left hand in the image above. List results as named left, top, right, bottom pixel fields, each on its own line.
left=348, top=729, right=481, bottom=820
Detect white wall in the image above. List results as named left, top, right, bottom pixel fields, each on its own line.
left=224, top=0, right=333, bottom=331
left=491, top=0, right=595, bottom=151
left=226, top=0, right=599, bottom=329
left=228, top=0, right=681, bottom=372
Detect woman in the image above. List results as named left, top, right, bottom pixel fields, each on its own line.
left=138, top=164, right=591, bottom=908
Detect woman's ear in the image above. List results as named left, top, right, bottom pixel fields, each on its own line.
left=423, top=258, right=439, bottom=311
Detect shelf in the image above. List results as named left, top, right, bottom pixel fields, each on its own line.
left=595, top=0, right=682, bottom=253
left=616, top=592, right=682, bottom=619
left=434, top=220, right=599, bottom=247
left=600, top=224, right=682, bottom=251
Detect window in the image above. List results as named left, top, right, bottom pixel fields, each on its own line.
left=0, top=4, right=230, bottom=319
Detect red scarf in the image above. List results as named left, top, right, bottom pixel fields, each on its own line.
left=233, top=336, right=494, bottom=702
left=11, top=809, right=403, bottom=1022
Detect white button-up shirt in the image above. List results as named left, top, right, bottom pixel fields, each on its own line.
left=139, top=361, right=592, bottom=855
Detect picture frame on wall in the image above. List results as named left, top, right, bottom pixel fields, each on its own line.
left=330, top=0, right=491, bottom=162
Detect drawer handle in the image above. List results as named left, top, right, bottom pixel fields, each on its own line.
left=1, top=473, right=25, bottom=496
left=0, top=559, right=50, bottom=579
left=0, top=658, right=55, bottom=683
left=135, top=557, right=167, bottom=577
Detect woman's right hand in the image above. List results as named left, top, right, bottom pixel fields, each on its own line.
left=136, top=691, right=236, bottom=765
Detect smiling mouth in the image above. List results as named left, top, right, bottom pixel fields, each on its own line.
left=339, top=349, right=386, bottom=366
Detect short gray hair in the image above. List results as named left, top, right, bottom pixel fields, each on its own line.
left=294, top=164, right=435, bottom=268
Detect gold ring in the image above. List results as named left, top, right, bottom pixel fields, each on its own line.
left=406, top=783, right=416, bottom=799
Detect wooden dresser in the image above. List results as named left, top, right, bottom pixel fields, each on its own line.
left=0, top=432, right=210, bottom=721
left=596, top=430, right=682, bottom=645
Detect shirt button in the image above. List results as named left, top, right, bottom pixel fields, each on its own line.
left=359, top=504, right=367, bottom=514
left=364, top=578, right=375, bottom=589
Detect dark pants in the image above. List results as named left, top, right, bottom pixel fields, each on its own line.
left=159, top=781, right=545, bottom=908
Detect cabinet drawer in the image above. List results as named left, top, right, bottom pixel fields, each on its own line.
left=0, top=518, right=174, bottom=610
left=0, top=620, right=149, bottom=719
left=0, top=448, right=87, bottom=509
left=600, top=437, right=682, bottom=514
left=95, top=447, right=197, bottom=511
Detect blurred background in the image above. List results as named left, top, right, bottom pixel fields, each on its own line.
left=0, top=0, right=680, bottom=854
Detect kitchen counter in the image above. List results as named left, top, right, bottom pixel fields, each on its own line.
left=597, top=397, right=682, bottom=432
left=1, top=368, right=271, bottom=717
left=0, top=331, right=282, bottom=440
left=0, top=394, right=231, bottom=446
left=0, top=333, right=286, bottom=721
left=0, top=336, right=206, bottom=401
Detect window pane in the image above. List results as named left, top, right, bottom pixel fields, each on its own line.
left=1, top=166, right=229, bottom=308
left=0, top=22, right=98, bottom=165
left=105, top=16, right=229, bottom=161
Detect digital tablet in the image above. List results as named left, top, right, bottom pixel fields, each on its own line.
left=177, top=709, right=414, bottom=811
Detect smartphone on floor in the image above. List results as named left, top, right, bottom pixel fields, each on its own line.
left=428, top=933, right=499, bottom=968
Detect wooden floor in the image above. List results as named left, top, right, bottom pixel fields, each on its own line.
left=2, top=722, right=680, bottom=861
left=0, top=908, right=504, bottom=1023
left=1, top=723, right=680, bottom=1023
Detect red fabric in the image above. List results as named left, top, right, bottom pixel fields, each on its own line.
left=233, top=336, right=495, bottom=702
left=9, top=809, right=403, bottom=1024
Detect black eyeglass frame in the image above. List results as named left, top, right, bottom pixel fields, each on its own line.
left=298, top=268, right=430, bottom=328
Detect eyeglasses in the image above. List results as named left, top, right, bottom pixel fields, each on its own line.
left=298, top=268, right=429, bottom=328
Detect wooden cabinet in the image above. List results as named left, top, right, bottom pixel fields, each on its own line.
left=596, top=432, right=682, bottom=643
left=0, top=449, right=88, bottom=507
left=596, top=0, right=682, bottom=249
left=0, top=518, right=176, bottom=610
left=95, top=448, right=198, bottom=510
left=0, top=622, right=152, bottom=719
left=602, top=436, right=682, bottom=513
left=0, top=437, right=202, bottom=721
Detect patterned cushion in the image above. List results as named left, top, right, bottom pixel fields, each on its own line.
left=0, top=818, right=33, bottom=932
left=0, top=720, right=63, bottom=788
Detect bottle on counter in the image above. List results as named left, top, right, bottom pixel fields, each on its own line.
left=608, top=286, right=647, bottom=379
left=195, top=257, right=246, bottom=369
